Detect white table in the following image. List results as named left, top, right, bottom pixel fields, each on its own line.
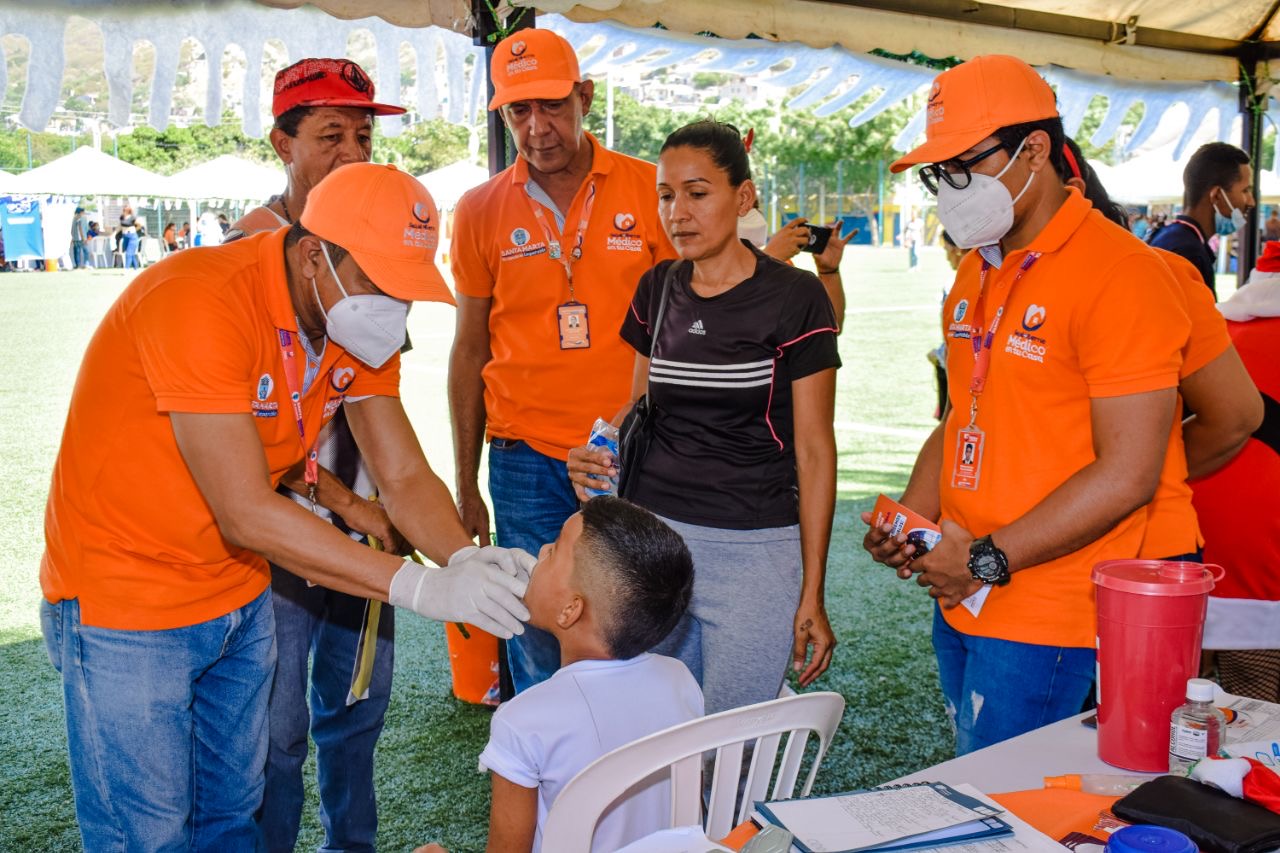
left=891, top=711, right=1162, bottom=791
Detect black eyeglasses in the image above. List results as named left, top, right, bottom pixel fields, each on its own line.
left=918, top=142, right=1008, bottom=194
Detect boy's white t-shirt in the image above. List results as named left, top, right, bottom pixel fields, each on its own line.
left=479, top=653, right=704, bottom=853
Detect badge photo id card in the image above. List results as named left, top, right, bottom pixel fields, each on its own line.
left=557, top=301, right=590, bottom=349
left=951, top=426, right=985, bottom=491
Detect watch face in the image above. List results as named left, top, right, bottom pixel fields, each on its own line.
left=973, top=554, right=1002, bottom=581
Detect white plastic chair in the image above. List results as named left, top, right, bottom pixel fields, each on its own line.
left=542, top=691, right=845, bottom=850
left=89, top=236, right=110, bottom=268
left=140, top=237, right=163, bottom=265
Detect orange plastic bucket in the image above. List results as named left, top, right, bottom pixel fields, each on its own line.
left=444, top=622, right=500, bottom=705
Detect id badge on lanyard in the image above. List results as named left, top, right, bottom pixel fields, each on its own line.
left=527, top=181, right=597, bottom=350
left=277, top=329, right=320, bottom=510
left=951, top=252, right=1040, bottom=491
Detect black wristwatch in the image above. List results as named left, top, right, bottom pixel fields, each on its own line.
left=968, top=536, right=1011, bottom=586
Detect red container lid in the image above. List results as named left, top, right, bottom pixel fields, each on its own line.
left=1092, top=560, right=1224, bottom=596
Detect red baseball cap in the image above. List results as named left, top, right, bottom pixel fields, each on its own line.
left=891, top=55, right=1058, bottom=173
left=272, top=58, right=406, bottom=118
left=301, top=163, right=454, bottom=305
left=489, top=29, right=582, bottom=110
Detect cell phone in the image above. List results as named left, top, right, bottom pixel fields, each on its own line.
left=802, top=225, right=832, bottom=254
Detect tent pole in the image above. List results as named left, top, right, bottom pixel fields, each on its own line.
left=1239, top=51, right=1265, bottom=286
left=472, top=0, right=534, bottom=178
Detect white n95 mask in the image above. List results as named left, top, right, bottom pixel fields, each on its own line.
left=312, top=242, right=409, bottom=368
left=935, top=137, right=1034, bottom=250
left=738, top=207, right=769, bottom=247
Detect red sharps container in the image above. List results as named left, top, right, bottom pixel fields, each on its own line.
left=1093, top=560, right=1223, bottom=772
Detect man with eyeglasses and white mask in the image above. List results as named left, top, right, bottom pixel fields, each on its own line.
left=40, top=162, right=535, bottom=848
left=861, top=55, right=1190, bottom=754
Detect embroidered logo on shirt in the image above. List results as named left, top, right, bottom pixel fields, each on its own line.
left=953, top=299, right=968, bottom=323
left=1005, top=331, right=1047, bottom=363
left=688, top=319, right=707, bottom=336
left=614, top=212, right=636, bottom=231
left=1022, top=303, right=1047, bottom=331
left=511, top=228, right=530, bottom=246
left=331, top=367, right=356, bottom=393
left=256, top=373, right=274, bottom=401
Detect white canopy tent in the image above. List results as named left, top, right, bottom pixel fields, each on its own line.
left=415, top=160, right=488, bottom=210
left=261, top=0, right=1280, bottom=83
left=8, top=146, right=172, bottom=198
left=167, top=155, right=285, bottom=202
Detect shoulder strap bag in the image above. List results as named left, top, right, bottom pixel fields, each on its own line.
left=617, top=260, right=685, bottom=500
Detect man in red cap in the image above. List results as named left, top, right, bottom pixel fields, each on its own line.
left=40, top=162, right=535, bottom=848
left=862, top=55, right=1190, bottom=753
left=449, top=28, right=675, bottom=694
left=230, top=57, right=412, bottom=852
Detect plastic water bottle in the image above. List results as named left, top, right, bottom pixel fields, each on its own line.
left=1168, top=678, right=1226, bottom=775
left=1044, top=773, right=1148, bottom=795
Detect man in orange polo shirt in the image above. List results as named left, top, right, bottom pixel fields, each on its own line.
left=449, top=28, right=675, bottom=693
left=862, top=56, right=1190, bottom=754
left=40, top=163, right=534, bottom=848
left=233, top=57, right=416, bottom=853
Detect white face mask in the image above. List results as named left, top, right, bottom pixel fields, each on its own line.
left=738, top=207, right=769, bottom=247
left=312, top=243, right=409, bottom=369
left=935, top=138, right=1035, bottom=250
left=1213, top=190, right=1246, bottom=236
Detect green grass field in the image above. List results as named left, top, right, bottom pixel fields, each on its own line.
left=0, top=246, right=955, bottom=850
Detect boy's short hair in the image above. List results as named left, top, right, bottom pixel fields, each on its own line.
left=1183, top=142, right=1250, bottom=208
left=577, top=497, right=693, bottom=660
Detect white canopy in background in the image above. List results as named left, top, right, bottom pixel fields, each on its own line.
left=267, top=0, right=1279, bottom=82
left=167, top=155, right=285, bottom=202
left=2, top=0, right=1276, bottom=164
left=1093, top=149, right=1280, bottom=205
left=416, top=160, right=488, bottom=210
left=9, top=146, right=172, bottom=198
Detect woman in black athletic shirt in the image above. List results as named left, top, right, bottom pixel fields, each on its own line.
left=568, top=120, right=841, bottom=715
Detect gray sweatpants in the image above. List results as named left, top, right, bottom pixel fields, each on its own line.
left=652, top=516, right=802, bottom=716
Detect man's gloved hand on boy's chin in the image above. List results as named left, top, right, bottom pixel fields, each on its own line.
left=387, top=545, right=534, bottom=639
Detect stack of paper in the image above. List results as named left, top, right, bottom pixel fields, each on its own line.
left=753, top=781, right=1012, bottom=853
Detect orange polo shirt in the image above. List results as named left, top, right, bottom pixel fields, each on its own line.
left=1138, top=249, right=1232, bottom=559
left=451, top=133, right=676, bottom=460
left=939, top=189, right=1189, bottom=648
left=40, top=229, right=400, bottom=630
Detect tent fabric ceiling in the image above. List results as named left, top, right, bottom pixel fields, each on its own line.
left=521, top=0, right=1262, bottom=82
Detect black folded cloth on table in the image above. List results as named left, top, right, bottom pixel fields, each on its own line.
left=1114, top=774, right=1280, bottom=853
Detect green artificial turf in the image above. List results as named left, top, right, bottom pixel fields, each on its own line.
left=0, top=246, right=956, bottom=851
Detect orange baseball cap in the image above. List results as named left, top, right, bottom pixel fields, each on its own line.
left=890, top=55, right=1058, bottom=173
left=488, top=29, right=582, bottom=110
left=272, top=58, right=406, bottom=118
left=301, top=163, right=455, bottom=305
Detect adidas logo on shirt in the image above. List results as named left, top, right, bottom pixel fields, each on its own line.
left=688, top=319, right=706, bottom=336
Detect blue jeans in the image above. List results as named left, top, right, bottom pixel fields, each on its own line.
left=932, top=604, right=1095, bottom=756
left=258, top=566, right=394, bottom=853
left=72, top=239, right=89, bottom=268
left=41, top=589, right=275, bottom=852
left=488, top=438, right=578, bottom=693
left=122, top=232, right=140, bottom=268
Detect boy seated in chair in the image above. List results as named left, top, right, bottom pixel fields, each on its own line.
left=419, top=497, right=701, bottom=853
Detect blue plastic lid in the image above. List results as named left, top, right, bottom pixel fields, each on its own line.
left=1104, top=826, right=1197, bottom=853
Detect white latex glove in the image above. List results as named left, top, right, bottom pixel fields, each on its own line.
left=447, top=544, right=537, bottom=583
left=388, top=551, right=530, bottom=639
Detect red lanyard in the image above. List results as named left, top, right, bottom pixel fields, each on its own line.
left=525, top=179, right=596, bottom=301
left=277, top=329, right=319, bottom=506
left=966, top=252, right=1041, bottom=421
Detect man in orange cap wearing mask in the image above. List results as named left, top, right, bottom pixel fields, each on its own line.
left=40, top=163, right=535, bottom=848
left=233, top=57, right=415, bottom=853
left=862, top=55, right=1190, bottom=753
left=449, top=28, right=674, bottom=694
